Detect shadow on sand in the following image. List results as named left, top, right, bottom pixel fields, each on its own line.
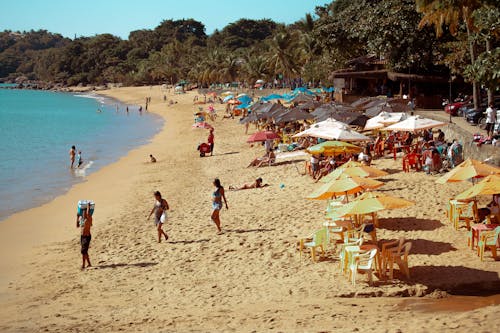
left=225, top=228, right=276, bottom=234
left=378, top=217, right=443, bottom=231
left=95, top=262, right=158, bottom=269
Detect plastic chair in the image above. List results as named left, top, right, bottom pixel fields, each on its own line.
left=387, top=242, right=412, bottom=280
left=349, top=248, right=378, bottom=286
left=339, top=238, right=363, bottom=273
left=454, top=201, right=476, bottom=230
left=299, top=228, right=328, bottom=262
left=380, top=237, right=406, bottom=277
left=477, top=226, right=500, bottom=261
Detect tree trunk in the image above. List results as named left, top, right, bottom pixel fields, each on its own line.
left=486, top=38, right=493, bottom=105
left=466, top=22, right=480, bottom=110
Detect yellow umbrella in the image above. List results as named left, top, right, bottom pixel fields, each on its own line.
left=320, top=161, right=388, bottom=182
left=326, top=191, right=415, bottom=218
left=307, top=141, right=362, bottom=156
left=455, top=174, right=500, bottom=201
left=307, top=174, right=384, bottom=200
left=436, top=158, right=500, bottom=184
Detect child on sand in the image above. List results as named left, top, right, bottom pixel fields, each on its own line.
left=149, top=154, right=157, bottom=163
left=77, top=206, right=93, bottom=269
left=147, top=191, right=169, bottom=243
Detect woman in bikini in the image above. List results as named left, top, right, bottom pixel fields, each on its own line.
left=229, top=178, right=269, bottom=191
left=211, top=178, right=228, bottom=234
left=147, top=191, right=169, bottom=243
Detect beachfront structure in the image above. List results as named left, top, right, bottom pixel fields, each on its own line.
left=331, top=54, right=452, bottom=108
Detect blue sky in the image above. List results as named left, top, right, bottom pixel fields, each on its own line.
left=1, top=0, right=328, bottom=39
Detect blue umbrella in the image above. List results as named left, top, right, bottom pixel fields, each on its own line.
left=238, top=95, right=252, bottom=104
left=236, top=103, right=250, bottom=110
left=223, top=95, right=234, bottom=103
left=261, top=94, right=283, bottom=102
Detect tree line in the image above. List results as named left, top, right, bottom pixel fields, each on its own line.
left=0, top=0, right=498, bottom=104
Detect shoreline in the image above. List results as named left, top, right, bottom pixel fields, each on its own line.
left=0, top=89, right=162, bottom=222
left=0, top=86, right=170, bottom=293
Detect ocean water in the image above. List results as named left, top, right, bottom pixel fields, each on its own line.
left=0, top=87, right=163, bottom=220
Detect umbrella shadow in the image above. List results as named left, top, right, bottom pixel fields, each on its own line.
left=168, top=239, right=210, bottom=245
left=268, top=159, right=305, bottom=167
left=410, top=265, right=500, bottom=295
left=95, top=262, right=158, bottom=269
left=215, top=151, right=239, bottom=156
left=380, top=168, right=403, bottom=175
left=408, top=239, right=457, bottom=255
left=225, top=228, right=276, bottom=234
left=378, top=217, right=443, bottom=231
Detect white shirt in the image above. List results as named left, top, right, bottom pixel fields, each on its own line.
left=486, top=107, right=496, bottom=123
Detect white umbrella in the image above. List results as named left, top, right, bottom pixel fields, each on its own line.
left=256, top=79, right=265, bottom=84
left=294, top=119, right=371, bottom=142
left=364, top=112, right=408, bottom=130
left=384, top=115, right=446, bottom=132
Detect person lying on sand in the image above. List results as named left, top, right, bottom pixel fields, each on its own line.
left=247, top=150, right=276, bottom=168
left=229, top=177, right=270, bottom=191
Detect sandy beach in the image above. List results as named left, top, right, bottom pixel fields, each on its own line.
left=1, top=86, right=500, bottom=332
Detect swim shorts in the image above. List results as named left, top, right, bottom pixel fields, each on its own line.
left=80, top=235, right=92, bottom=255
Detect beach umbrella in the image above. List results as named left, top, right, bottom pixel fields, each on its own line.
left=275, top=108, right=314, bottom=123
left=221, top=91, right=234, bottom=97
left=223, top=95, right=234, bottom=103
left=436, top=158, right=500, bottom=184
left=256, top=79, right=265, bottom=84
left=288, top=94, right=314, bottom=104
left=307, top=141, right=362, bottom=156
left=351, top=97, right=377, bottom=109
left=307, top=174, right=384, bottom=200
left=384, top=115, right=446, bottom=132
left=326, top=192, right=415, bottom=218
left=261, top=94, right=283, bottom=102
left=292, top=87, right=316, bottom=96
left=364, top=112, right=407, bottom=131
left=294, top=121, right=371, bottom=142
left=247, top=131, right=281, bottom=143
left=319, top=111, right=369, bottom=127
left=298, top=100, right=322, bottom=111
left=238, top=95, right=252, bottom=104
left=320, top=161, right=389, bottom=183
left=455, top=175, right=500, bottom=200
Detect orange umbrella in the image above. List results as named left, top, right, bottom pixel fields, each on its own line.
left=307, top=174, right=384, bottom=200
left=327, top=191, right=414, bottom=218
left=436, top=158, right=500, bottom=184
left=320, top=161, right=388, bottom=182
left=455, top=174, right=500, bottom=200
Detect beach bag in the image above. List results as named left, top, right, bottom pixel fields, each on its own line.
left=77, top=200, right=95, bottom=216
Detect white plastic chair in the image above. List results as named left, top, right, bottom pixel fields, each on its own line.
left=349, top=248, right=378, bottom=286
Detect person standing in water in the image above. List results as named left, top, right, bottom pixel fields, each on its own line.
left=147, top=191, right=169, bottom=242
left=77, top=205, right=93, bottom=269
left=77, top=151, right=83, bottom=168
left=211, top=178, right=228, bottom=234
left=69, top=145, right=76, bottom=169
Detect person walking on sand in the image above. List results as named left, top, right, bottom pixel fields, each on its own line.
left=211, top=178, right=228, bottom=234
left=77, top=205, right=93, bottom=269
left=147, top=191, right=169, bottom=243
left=208, top=129, right=215, bottom=156
left=69, top=145, right=76, bottom=169
left=485, top=103, right=497, bottom=138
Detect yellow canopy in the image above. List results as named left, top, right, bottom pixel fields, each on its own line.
left=436, top=158, right=500, bottom=184
left=307, top=175, right=384, bottom=200
left=307, top=141, right=362, bottom=156
left=455, top=174, right=500, bottom=200
left=326, top=191, right=414, bottom=218
left=320, top=161, right=388, bottom=182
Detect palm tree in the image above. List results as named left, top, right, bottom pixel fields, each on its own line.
left=416, top=0, right=484, bottom=109
left=266, top=30, right=301, bottom=82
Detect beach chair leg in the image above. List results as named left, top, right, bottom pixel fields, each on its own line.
left=491, top=246, right=497, bottom=260
left=311, top=248, right=316, bottom=262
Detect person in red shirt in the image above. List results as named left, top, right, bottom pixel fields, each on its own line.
left=208, top=129, right=214, bottom=156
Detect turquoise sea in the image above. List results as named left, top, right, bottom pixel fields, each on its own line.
left=0, top=86, right=163, bottom=220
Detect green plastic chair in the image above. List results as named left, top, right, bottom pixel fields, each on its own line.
left=477, top=226, right=500, bottom=261
left=299, top=228, right=328, bottom=262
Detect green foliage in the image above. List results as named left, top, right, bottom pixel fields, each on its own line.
left=0, top=1, right=496, bottom=90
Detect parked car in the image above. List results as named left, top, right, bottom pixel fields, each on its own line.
left=444, top=99, right=470, bottom=116
left=465, top=97, right=500, bottom=128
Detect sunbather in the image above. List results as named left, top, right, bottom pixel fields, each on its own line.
left=229, top=178, right=269, bottom=191
left=247, top=150, right=276, bottom=167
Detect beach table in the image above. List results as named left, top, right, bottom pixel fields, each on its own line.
left=449, top=200, right=473, bottom=228
left=471, top=224, right=500, bottom=249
